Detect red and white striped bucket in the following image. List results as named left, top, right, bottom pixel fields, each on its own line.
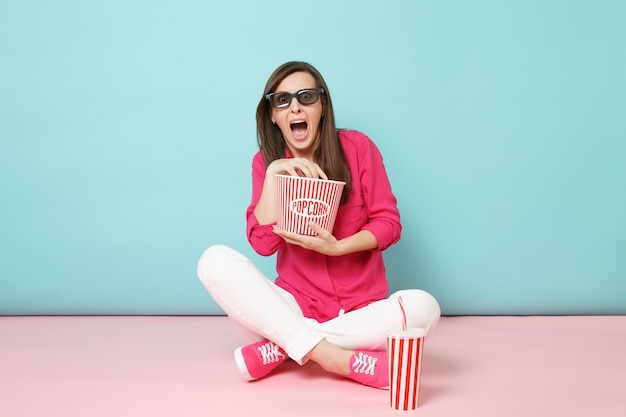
left=387, top=328, right=426, bottom=410
left=275, top=174, right=345, bottom=236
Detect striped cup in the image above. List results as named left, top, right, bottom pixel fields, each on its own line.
left=387, top=328, right=426, bottom=410
left=275, top=174, right=345, bottom=236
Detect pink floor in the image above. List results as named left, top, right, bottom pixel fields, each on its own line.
left=1, top=315, right=624, bottom=416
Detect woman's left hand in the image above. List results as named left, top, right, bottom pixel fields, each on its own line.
left=273, top=222, right=343, bottom=256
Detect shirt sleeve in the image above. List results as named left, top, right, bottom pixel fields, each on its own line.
left=356, top=133, right=402, bottom=250
left=246, top=152, right=283, bottom=256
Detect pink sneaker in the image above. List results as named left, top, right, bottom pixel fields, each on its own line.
left=234, top=340, right=286, bottom=381
left=348, top=350, right=389, bottom=389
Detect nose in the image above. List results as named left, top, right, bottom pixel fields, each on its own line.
left=288, top=97, right=303, bottom=112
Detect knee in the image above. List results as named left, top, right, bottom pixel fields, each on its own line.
left=391, top=289, right=441, bottom=334
left=392, top=289, right=440, bottom=314
left=197, top=244, right=240, bottom=291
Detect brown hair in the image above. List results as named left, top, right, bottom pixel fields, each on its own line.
left=255, top=61, right=351, bottom=204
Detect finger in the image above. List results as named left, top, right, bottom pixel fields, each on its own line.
left=303, top=161, right=327, bottom=179
left=285, top=160, right=312, bottom=178
left=295, top=159, right=327, bottom=179
left=307, top=221, right=326, bottom=237
left=273, top=225, right=289, bottom=238
left=273, top=226, right=301, bottom=242
left=301, top=163, right=319, bottom=179
left=286, top=166, right=305, bottom=177
left=315, top=166, right=328, bottom=180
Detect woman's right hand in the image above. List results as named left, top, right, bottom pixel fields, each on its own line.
left=267, top=158, right=328, bottom=179
left=254, top=158, right=327, bottom=226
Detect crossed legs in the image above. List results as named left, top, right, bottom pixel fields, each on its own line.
left=197, top=245, right=440, bottom=387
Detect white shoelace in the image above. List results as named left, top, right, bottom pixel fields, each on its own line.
left=257, top=342, right=285, bottom=365
left=352, top=352, right=377, bottom=375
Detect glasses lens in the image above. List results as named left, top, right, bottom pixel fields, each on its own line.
left=270, top=92, right=292, bottom=108
left=297, top=89, right=319, bottom=105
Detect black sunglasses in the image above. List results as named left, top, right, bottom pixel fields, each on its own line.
left=266, top=88, right=324, bottom=109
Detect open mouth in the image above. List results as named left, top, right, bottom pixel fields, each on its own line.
left=290, top=120, right=308, bottom=140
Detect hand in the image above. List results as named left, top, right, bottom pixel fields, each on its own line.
left=273, top=222, right=342, bottom=256
left=268, top=158, right=328, bottom=179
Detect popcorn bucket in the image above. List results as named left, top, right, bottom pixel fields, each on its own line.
left=275, top=174, right=345, bottom=236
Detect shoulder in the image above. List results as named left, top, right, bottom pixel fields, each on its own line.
left=251, top=150, right=267, bottom=177
left=338, top=129, right=376, bottom=153
left=252, top=150, right=265, bottom=166
left=252, top=149, right=264, bottom=161
left=338, top=129, right=371, bottom=147
left=338, top=129, right=381, bottom=158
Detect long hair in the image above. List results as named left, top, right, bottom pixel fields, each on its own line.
left=255, top=61, right=351, bottom=204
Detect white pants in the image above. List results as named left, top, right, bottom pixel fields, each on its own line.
left=197, top=245, right=441, bottom=365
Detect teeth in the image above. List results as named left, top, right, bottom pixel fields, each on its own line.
left=290, top=120, right=306, bottom=125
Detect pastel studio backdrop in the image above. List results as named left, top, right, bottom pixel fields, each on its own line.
left=1, top=1, right=625, bottom=315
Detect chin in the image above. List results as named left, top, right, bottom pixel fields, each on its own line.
left=288, top=139, right=312, bottom=151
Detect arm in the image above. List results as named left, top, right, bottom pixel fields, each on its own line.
left=359, top=135, right=402, bottom=251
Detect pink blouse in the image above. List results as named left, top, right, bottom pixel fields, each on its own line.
left=246, top=129, right=402, bottom=322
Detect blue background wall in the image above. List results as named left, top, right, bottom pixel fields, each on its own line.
left=1, top=1, right=625, bottom=315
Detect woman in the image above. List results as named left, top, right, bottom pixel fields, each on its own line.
left=197, top=61, right=440, bottom=389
